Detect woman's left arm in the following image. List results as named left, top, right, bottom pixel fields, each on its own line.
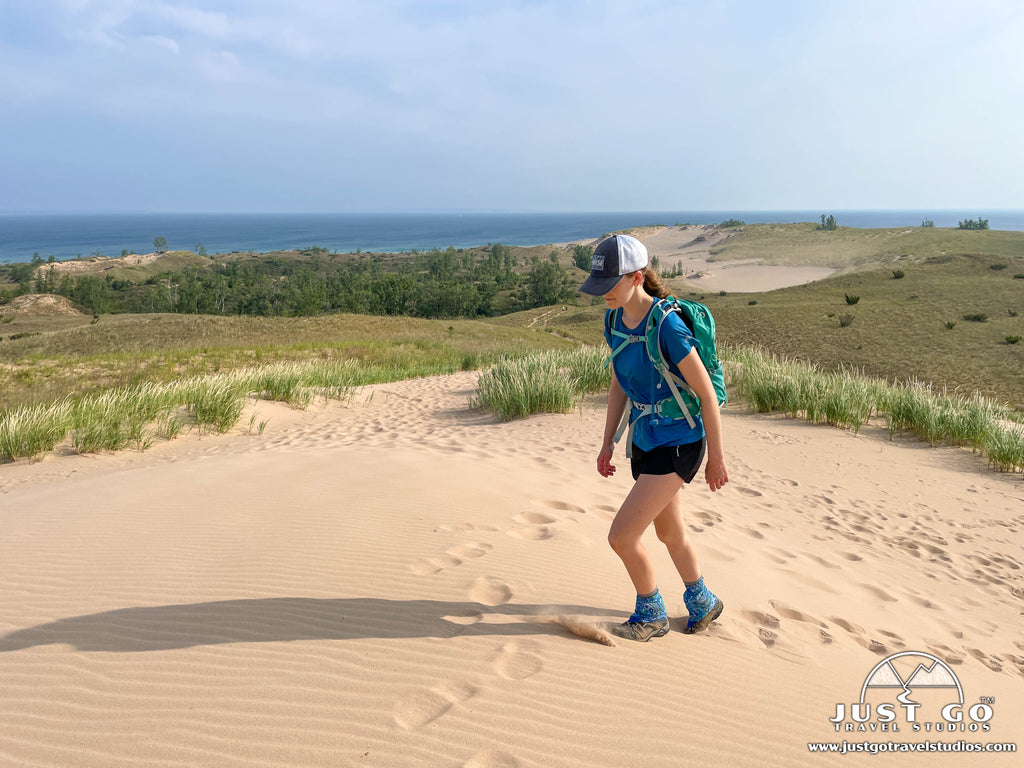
left=676, top=348, right=730, bottom=492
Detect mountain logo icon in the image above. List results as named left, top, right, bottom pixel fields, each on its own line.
left=861, top=651, right=963, bottom=705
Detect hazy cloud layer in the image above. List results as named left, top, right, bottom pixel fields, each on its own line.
left=1, top=0, right=1021, bottom=212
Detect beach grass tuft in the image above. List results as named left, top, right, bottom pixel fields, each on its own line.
left=729, top=345, right=1021, bottom=473
left=473, top=347, right=611, bottom=421
left=0, top=400, right=72, bottom=462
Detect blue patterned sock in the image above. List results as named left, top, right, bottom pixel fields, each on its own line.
left=684, top=576, right=718, bottom=621
left=628, top=588, right=668, bottom=623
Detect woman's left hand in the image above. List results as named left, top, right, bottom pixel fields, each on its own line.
left=705, top=455, right=729, bottom=492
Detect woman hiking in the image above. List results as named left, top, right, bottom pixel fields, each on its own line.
left=579, top=234, right=729, bottom=642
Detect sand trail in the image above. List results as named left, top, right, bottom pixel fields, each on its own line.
left=2, top=372, right=1022, bottom=766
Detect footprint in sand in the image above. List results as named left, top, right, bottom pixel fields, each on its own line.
left=857, top=583, right=898, bottom=602
left=447, top=542, right=493, bottom=560
left=494, top=640, right=544, bottom=681
left=758, top=628, right=777, bottom=647
left=830, top=617, right=866, bottom=636
left=464, top=751, right=520, bottom=768
left=393, top=680, right=477, bottom=729
left=768, top=600, right=825, bottom=627
left=410, top=554, right=462, bottom=575
left=470, top=576, right=513, bottom=606
left=741, top=610, right=781, bottom=629
left=510, top=510, right=558, bottom=540
left=857, top=638, right=889, bottom=655
left=539, top=499, right=585, bottom=514
left=694, top=510, right=723, bottom=527
left=734, top=486, right=763, bottom=497
left=515, top=511, right=558, bottom=525
left=508, top=526, right=554, bottom=541
left=805, top=554, right=841, bottom=570
left=967, top=648, right=1003, bottom=672
left=926, top=643, right=965, bottom=666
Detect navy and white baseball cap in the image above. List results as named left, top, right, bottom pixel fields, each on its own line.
left=578, top=234, right=649, bottom=295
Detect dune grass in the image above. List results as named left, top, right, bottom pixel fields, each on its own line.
left=472, top=344, right=1023, bottom=475
left=0, top=360, right=369, bottom=462
left=728, top=345, right=1023, bottom=474
left=472, top=347, right=611, bottom=421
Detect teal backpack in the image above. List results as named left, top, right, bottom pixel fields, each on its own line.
left=604, top=296, right=727, bottom=456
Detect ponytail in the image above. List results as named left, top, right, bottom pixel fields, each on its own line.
left=641, top=266, right=670, bottom=299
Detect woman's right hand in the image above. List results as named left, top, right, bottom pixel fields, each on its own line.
left=597, top=443, right=616, bottom=477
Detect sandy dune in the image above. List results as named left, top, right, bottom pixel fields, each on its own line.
left=638, top=226, right=836, bottom=293
left=2, top=373, right=1023, bottom=767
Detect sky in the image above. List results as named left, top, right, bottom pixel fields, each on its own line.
left=1, top=0, right=1022, bottom=214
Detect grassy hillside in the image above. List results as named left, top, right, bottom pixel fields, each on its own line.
left=707, top=222, right=1024, bottom=269
left=498, top=253, right=1024, bottom=408
left=0, top=312, right=577, bottom=410
left=2, top=226, right=1022, bottom=412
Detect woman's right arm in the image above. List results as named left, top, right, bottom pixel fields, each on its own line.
left=598, top=372, right=628, bottom=477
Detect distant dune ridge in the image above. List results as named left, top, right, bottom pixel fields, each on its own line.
left=1, top=367, right=1022, bottom=766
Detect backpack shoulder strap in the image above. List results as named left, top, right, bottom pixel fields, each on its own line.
left=603, top=307, right=644, bottom=369
left=646, top=297, right=697, bottom=428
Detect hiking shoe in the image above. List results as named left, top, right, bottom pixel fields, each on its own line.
left=612, top=618, right=670, bottom=642
left=682, top=597, right=724, bottom=634
left=683, top=576, right=724, bottom=634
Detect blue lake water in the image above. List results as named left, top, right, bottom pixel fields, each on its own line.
left=1, top=210, right=1022, bottom=263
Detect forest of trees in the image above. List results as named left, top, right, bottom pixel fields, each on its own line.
left=0, top=245, right=583, bottom=320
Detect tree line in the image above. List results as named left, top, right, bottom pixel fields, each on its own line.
left=0, top=245, right=581, bottom=319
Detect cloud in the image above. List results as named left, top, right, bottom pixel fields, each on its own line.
left=2, top=1, right=1024, bottom=211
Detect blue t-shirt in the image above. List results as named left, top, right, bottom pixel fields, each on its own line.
left=604, top=303, right=705, bottom=451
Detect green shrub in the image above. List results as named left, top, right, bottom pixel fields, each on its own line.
left=962, top=313, right=988, bottom=322
left=718, top=219, right=746, bottom=228
left=990, top=263, right=1008, bottom=270
left=1006, top=336, right=1021, bottom=345
left=944, top=321, right=957, bottom=330
left=958, top=217, right=989, bottom=230
left=892, top=270, right=905, bottom=279
left=839, top=314, right=855, bottom=328
left=845, top=294, right=860, bottom=305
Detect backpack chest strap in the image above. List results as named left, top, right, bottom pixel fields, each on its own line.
left=603, top=326, right=645, bottom=369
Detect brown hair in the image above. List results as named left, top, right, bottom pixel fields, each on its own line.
left=641, top=266, right=670, bottom=299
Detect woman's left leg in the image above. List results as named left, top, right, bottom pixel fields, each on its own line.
left=653, top=489, right=724, bottom=633
left=652, top=490, right=701, bottom=583
left=607, top=472, right=686, bottom=594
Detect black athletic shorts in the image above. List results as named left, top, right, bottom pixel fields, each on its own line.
left=630, top=438, right=707, bottom=483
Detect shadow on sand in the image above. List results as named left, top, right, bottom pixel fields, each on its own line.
left=0, top=598, right=617, bottom=652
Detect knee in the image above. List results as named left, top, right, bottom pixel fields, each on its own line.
left=607, top=528, right=633, bottom=556
left=656, top=524, right=684, bottom=549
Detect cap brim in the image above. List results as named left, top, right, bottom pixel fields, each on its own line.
left=578, top=274, right=623, bottom=296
